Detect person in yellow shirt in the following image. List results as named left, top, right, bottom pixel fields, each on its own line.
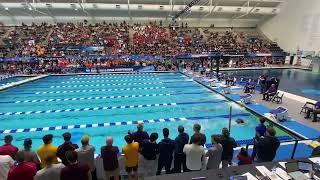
left=122, top=135, right=139, bottom=180
left=37, top=134, right=58, bottom=168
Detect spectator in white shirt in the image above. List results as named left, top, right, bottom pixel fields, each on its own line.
left=183, top=134, right=205, bottom=171
left=34, top=154, right=65, bottom=180
left=0, top=155, right=14, bottom=180
left=75, top=135, right=96, bottom=180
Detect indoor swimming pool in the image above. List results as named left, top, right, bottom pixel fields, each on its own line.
left=0, top=72, right=294, bottom=149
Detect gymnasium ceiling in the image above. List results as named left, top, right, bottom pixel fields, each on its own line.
left=0, top=0, right=285, bottom=21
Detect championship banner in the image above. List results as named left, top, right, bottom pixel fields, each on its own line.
left=84, top=66, right=155, bottom=72
left=0, top=53, right=288, bottom=62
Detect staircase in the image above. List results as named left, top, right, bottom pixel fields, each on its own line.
left=256, top=28, right=273, bottom=43
left=42, top=27, right=54, bottom=46
left=128, top=27, right=134, bottom=44
left=198, top=28, right=208, bottom=41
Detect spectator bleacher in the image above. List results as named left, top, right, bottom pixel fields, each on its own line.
left=0, top=22, right=284, bottom=57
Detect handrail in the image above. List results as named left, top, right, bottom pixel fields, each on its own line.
left=244, top=137, right=319, bottom=159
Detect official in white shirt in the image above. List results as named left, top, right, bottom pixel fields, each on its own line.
left=183, top=134, right=205, bottom=171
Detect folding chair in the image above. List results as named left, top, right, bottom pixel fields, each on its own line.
left=300, top=102, right=318, bottom=114
left=272, top=93, right=284, bottom=104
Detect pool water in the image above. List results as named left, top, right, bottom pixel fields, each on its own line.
left=0, top=72, right=292, bottom=150
left=224, top=69, right=320, bottom=101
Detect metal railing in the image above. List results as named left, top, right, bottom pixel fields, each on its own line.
left=245, top=137, right=319, bottom=160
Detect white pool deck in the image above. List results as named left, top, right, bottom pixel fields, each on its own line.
left=0, top=75, right=48, bottom=91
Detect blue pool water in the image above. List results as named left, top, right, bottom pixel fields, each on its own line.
left=225, top=69, right=320, bottom=101
left=0, top=72, right=292, bottom=150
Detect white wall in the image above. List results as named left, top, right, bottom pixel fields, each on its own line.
left=0, top=16, right=259, bottom=27
left=260, top=0, right=320, bottom=53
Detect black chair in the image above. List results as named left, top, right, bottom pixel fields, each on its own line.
left=300, top=102, right=318, bottom=114
left=264, top=91, right=278, bottom=101
left=272, top=93, right=283, bottom=104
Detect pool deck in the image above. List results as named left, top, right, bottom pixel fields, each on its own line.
left=235, top=89, right=320, bottom=132
left=219, top=65, right=311, bottom=71
left=184, top=69, right=320, bottom=140
left=0, top=75, right=48, bottom=91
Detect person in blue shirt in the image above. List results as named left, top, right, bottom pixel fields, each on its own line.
left=251, top=117, right=267, bottom=160
left=171, top=125, right=189, bottom=173
left=189, top=124, right=206, bottom=146
left=140, top=133, right=159, bottom=177
left=244, top=80, right=257, bottom=93
left=156, top=128, right=175, bottom=175
left=128, top=123, right=149, bottom=145
left=220, top=128, right=237, bottom=168
left=255, top=118, right=267, bottom=137
left=262, top=84, right=277, bottom=101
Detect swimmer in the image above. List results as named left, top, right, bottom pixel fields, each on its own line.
left=235, top=118, right=247, bottom=126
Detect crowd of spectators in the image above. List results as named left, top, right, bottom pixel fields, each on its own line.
left=131, top=22, right=169, bottom=55
left=0, top=21, right=282, bottom=58
left=0, top=59, right=177, bottom=75
left=0, top=119, right=282, bottom=180
left=1, top=23, right=50, bottom=58
left=48, top=22, right=129, bottom=56
left=169, top=27, right=207, bottom=55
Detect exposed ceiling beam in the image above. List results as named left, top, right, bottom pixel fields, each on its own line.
left=128, top=0, right=131, bottom=21
left=44, top=4, right=57, bottom=22
left=77, top=0, right=91, bottom=16
left=232, top=0, right=261, bottom=20
left=0, top=3, right=17, bottom=22
left=208, top=0, right=223, bottom=17
left=172, top=0, right=201, bottom=21
left=28, top=0, right=51, bottom=16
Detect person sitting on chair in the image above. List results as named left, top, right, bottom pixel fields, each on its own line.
left=305, top=101, right=320, bottom=122
left=225, top=76, right=235, bottom=86
left=244, top=80, right=256, bottom=93
left=262, top=84, right=277, bottom=101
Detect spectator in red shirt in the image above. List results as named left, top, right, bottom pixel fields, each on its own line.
left=236, top=147, right=252, bottom=165
left=100, top=136, right=120, bottom=180
left=0, top=135, right=18, bottom=159
left=56, top=132, right=79, bottom=166
left=60, top=151, right=91, bottom=180
left=7, top=151, right=37, bottom=180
